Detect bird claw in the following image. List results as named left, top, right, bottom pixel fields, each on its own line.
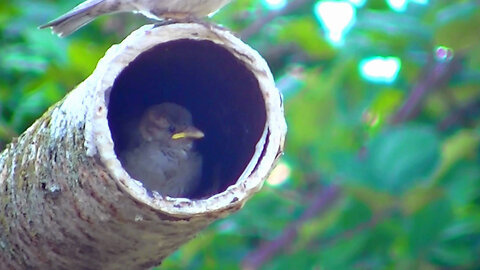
left=153, top=17, right=230, bottom=35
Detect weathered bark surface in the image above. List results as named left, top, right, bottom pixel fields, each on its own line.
left=0, top=23, right=286, bottom=269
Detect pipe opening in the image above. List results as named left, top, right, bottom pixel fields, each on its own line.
left=107, top=39, right=267, bottom=198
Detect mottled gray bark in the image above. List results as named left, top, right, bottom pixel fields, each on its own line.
left=0, top=23, right=286, bottom=269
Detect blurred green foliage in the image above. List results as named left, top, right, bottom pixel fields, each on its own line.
left=2, top=0, right=480, bottom=269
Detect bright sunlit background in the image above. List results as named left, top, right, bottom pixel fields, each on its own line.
left=1, top=0, right=480, bottom=269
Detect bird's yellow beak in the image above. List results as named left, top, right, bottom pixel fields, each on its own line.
left=171, top=127, right=205, bottom=140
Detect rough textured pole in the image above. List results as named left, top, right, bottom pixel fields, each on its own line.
left=0, top=23, right=286, bottom=269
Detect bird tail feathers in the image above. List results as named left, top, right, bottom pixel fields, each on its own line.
left=39, top=0, right=106, bottom=37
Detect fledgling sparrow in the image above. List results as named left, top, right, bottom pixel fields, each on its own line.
left=39, top=0, right=232, bottom=37
left=119, top=102, right=204, bottom=198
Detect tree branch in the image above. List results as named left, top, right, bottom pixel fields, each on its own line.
left=242, top=184, right=341, bottom=270
left=391, top=56, right=462, bottom=124
left=315, top=209, right=393, bottom=247
left=437, top=97, right=480, bottom=131
left=0, top=23, right=285, bottom=269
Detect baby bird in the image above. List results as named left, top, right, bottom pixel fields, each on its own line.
left=39, top=0, right=232, bottom=37
left=119, top=103, right=204, bottom=198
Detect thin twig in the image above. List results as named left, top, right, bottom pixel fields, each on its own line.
left=437, top=98, right=480, bottom=131
left=390, top=56, right=462, bottom=124
left=315, top=209, right=393, bottom=247
left=241, top=184, right=341, bottom=270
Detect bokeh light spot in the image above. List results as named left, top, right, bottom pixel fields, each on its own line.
left=435, top=46, right=454, bottom=62
left=262, top=0, right=287, bottom=10
left=348, top=0, right=366, bottom=7
left=362, top=110, right=381, bottom=128
left=266, top=162, right=291, bottom=186
left=387, top=0, right=407, bottom=12
left=410, top=0, right=428, bottom=4
left=387, top=0, right=429, bottom=12
left=359, top=56, right=401, bottom=84
left=314, top=1, right=356, bottom=45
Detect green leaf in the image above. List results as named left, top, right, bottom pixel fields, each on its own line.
left=278, top=17, right=335, bottom=59
left=433, top=130, right=480, bottom=181
left=407, top=199, right=453, bottom=255
left=366, top=125, right=440, bottom=193
left=68, top=40, right=107, bottom=77
left=442, top=162, right=480, bottom=208
left=401, top=185, right=444, bottom=215
left=370, top=88, right=404, bottom=119
left=347, top=185, right=395, bottom=212
left=434, top=4, right=480, bottom=51
left=431, top=245, right=476, bottom=267
left=317, top=233, right=369, bottom=269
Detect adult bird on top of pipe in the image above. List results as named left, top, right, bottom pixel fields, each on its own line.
left=39, top=0, right=232, bottom=37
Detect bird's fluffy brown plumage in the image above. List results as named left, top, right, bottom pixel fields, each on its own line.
left=119, top=103, right=204, bottom=198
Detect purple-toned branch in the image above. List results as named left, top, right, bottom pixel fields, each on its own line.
left=241, top=184, right=341, bottom=270
left=315, top=209, right=393, bottom=248
left=391, top=56, right=462, bottom=124
left=437, top=98, right=480, bottom=131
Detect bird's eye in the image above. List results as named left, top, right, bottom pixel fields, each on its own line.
left=168, top=126, right=176, bottom=133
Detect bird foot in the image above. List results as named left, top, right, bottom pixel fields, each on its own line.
left=153, top=16, right=231, bottom=35
left=153, top=13, right=204, bottom=25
